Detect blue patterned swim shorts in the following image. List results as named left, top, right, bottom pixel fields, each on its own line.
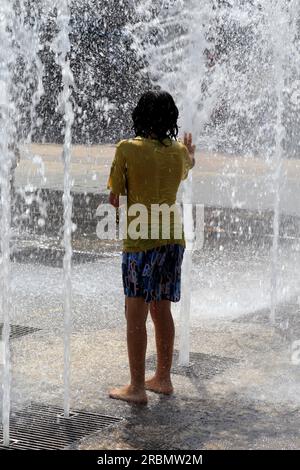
left=122, top=244, right=185, bottom=303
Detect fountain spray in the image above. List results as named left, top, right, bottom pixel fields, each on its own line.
left=0, top=1, right=19, bottom=446
left=127, top=0, right=219, bottom=366
left=268, top=0, right=297, bottom=324
left=51, top=0, right=75, bottom=418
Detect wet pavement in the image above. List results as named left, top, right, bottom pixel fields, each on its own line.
left=1, top=144, right=300, bottom=449
left=0, top=237, right=300, bottom=450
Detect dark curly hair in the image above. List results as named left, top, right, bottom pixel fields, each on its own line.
left=132, top=91, right=179, bottom=145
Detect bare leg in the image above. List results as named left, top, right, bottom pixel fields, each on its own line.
left=109, top=297, right=148, bottom=404
left=146, top=300, right=174, bottom=395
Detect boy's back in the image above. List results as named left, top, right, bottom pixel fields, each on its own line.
left=109, top=137, right=191, bottom=202
left=107, top=136, right=193, bottom=252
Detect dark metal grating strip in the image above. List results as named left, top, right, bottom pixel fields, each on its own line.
left=0, top=402, right=123, bottom=450
left=0, top=323, right=41, bottom=340
left=146, top=350, right=239, bottom=379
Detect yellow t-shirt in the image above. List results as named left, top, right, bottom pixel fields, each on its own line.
left=107, top=136, right=193, bottom=252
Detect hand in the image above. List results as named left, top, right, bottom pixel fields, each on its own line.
left=184, top=132, right=196, bottom=167
left=109, top=191, right=119, bottom=208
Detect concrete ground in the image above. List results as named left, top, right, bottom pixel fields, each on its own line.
left=1, top=240, right=300, bottom=450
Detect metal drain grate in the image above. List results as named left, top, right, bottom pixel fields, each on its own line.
left=0, top=324, right=41, bottom=340
left=146, top=350, right=239, bottom=380
left=0, top=402, right=123, bottom=450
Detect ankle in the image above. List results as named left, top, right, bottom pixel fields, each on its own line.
left=151, top=374, right=172, bottom=383
left=130, top=383, right=146, bottom=392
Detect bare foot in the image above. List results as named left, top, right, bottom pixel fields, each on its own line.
left=109, top=385, right=148, bottom=405
left=145, top=377, right=174, bottom=395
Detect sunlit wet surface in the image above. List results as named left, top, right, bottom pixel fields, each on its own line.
left=1, top=236, right=300, bottom=449
left=8, top=236, right=300, bottom=327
